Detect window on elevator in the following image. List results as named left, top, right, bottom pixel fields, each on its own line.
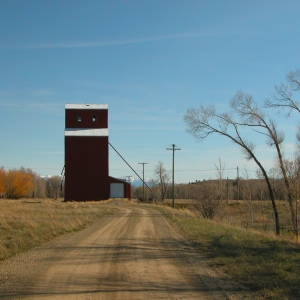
left=92, top=116, right=97, bottom=122
left=77, top=116, right=82, bottom=122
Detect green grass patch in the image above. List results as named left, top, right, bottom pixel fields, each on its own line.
left=154, top=205, right=300, bottom=300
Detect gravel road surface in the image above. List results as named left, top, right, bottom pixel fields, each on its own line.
left=0, top=202, right=250, bottom=299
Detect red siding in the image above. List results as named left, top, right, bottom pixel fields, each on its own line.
left=65, top=136, right=109, bottom=201
left=65, top=106, right=109, bottom=201
left=65, top=109, right=108, bottom=129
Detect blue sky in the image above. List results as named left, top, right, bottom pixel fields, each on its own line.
left=1, top=0, right=300, bottom=183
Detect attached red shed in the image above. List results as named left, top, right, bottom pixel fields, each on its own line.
left=109, top=176, right=131, bottom=199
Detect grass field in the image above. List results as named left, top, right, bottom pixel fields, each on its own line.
left=0, top=198, right=115, bottom=261
left=154, top=200, right=300, bottom=300
left=161, top=199, right=296, bottom=240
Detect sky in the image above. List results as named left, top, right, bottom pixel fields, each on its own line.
left=1, top=0, right=300, bottom=184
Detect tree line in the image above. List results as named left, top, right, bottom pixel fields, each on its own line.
left=133, top=163, right=290, bottom=203
left=0, top=167, right=63, bottom=199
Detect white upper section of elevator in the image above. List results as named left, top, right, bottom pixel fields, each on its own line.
left=64, top=128, right=109, bottom=136
left=65, top=104, right=108, bottom=110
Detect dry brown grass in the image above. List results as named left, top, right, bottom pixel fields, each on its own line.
left=152, top=202, right=300, bottom=300
left=161, top=199, right=296, bottom=240
left=0, top=198, right=115, bottom=261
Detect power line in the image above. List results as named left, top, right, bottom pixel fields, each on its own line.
left=109, top=142, right=152, bottom=192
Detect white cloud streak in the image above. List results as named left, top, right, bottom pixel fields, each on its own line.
left=33, top=89, right=54, bottom=96
left=3, top=30, right=260, bottom=50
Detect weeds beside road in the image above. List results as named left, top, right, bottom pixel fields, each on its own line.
left=153, top=204, right=300, bottom=300
left=0, top=199, right=115, bottom=261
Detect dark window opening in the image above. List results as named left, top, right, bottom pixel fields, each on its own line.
left=77, top=116, right=82, bottom=122
left=92, top=116, right=97, bottom=122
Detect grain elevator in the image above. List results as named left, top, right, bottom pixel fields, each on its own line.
left=64, top=104, right=130, bottom=201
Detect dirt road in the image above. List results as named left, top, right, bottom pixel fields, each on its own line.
left=0, top=202, right=248, bottom=299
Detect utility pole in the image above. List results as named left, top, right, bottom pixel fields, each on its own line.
left=166, top=144, right=181, bottom=208
left=139, top=163, right=148, bottom=201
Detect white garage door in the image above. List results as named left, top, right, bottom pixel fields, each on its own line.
left=110, top=183, right=124, bottom=198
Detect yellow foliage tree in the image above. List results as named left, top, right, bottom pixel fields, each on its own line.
left=5, top=169, right=34, bottom=199
left=0, top=167, right=6, bottom=196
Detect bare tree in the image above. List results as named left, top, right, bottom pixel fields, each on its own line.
left=184, top=93, right=281, bottom=235
left=153, top=161, right=170, bottom=201
left=214, top=157, right=226, bottom=200
left=282, top=157, right=300, bottom=242
left=195, top=181, right=221, bottom=220
left=147, top=178, right=159, bottom=201
left=26, top=172, right=47, bottom=198
left=46, top=176, right=62, bottom=199
left=264, top=68, right=300, bottom=238
left=265, top=69, right=300, bottom=116
left=214, top=158, right=226, bottom=219
left=265, top=69, right=300, bottom=151
left=243, top=167, right=254, bottom=228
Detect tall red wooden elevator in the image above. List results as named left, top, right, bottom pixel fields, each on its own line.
left=64, top=104, right=130, bottom=201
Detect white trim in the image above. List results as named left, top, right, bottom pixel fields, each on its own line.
left=65, top=104, right=108, bottom=110
left=64, top=128, right=108, bottom=136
